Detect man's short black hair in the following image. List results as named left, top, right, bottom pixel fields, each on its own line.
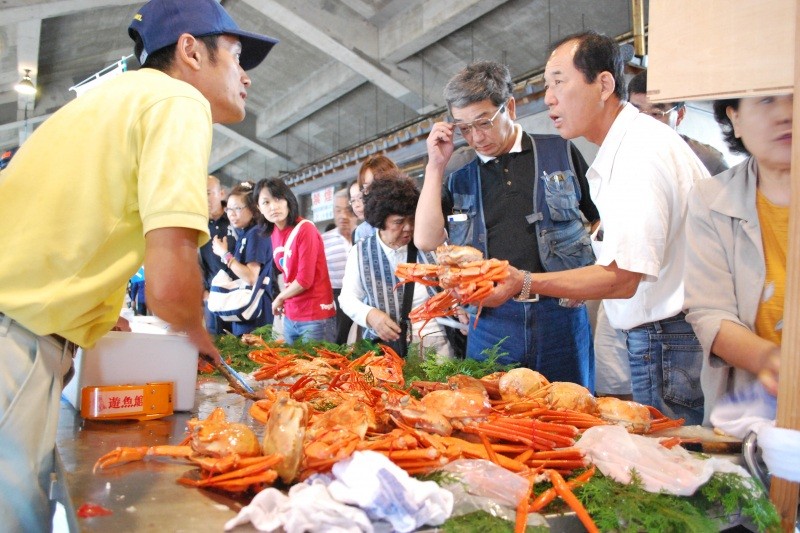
left=628, top=70, right=685, bottom=109
left=550, top=30, right=627, bottom=101
left=627, top=70, right=647, bottom=95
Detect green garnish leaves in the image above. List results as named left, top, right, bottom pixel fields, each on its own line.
left=404, top=338, right=517, bottom=384
left=571, top=470, right=780, bottom=532
left=441, top=510, right=548, bottom=533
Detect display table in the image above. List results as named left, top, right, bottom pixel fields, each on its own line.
left=54, top=379, right=748, bottom=532
left=54, top=381, right=258, bottom=532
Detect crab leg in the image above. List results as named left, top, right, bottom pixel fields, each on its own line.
left=547, top=469, right=599, bottom=532
left=195, top=472, right=279, bottom=492
left=179, top=455, right=283, bottom=488
left=515, top=476, right=536, bottom=533
left=529, top=465, right=596, bottom=513
left=439, top=437, right=527, bottom=472
left=479, top=433, right=502, bottom=465
left=93, top=445, right=193, bottom=472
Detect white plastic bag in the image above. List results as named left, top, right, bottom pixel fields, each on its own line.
left=439, top=459, right=529, bottom=514
left=576, top=425, right=751, bottom=496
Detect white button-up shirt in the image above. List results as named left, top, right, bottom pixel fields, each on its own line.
left=588, top=103, right=709, bottom=330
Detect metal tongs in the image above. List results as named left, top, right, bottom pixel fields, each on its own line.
left=201, top=353, right=260, bottom=401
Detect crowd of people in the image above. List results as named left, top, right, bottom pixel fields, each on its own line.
left=199, top=159, right=463, bottom=359
left=0, top=0, right=793, bottom=528
left=201, top=49, right=792, bottom=437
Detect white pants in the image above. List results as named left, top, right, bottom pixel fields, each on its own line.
left=0, top=315, right=72, bottom=533
left=593, top=303, right=632, bottom=395
left=416, top=332, right=454, bottom=360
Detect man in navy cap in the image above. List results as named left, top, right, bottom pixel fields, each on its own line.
left=0, top=1, right=277, bottom=530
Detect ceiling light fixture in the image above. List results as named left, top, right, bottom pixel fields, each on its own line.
left=14, top=69, right=36, bottom=95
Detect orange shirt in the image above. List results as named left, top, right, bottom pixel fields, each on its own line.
left=754, top=190, right=788, bottom=346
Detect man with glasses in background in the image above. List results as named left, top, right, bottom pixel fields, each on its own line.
left=200, top=175, right=237, bottom=334
left=415, top=61, right=600, bottom=390
left=628, top=71, right=728, bottom=176
left=323, top=189, right=357, bottom=343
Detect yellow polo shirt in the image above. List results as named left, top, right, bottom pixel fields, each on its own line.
left=0, top=69, right=211, bottom=346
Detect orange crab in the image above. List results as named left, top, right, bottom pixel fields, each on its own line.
left=395, top=244, right=509, bottom=329
left=93, top=407, right=283, bottom=493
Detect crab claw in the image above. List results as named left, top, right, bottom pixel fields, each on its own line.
left=92, top=444, right=194, bottom=473
left=93, top=447, right=150, bottom=473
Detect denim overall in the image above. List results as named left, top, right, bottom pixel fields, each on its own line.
left=447, top=134, right=595, bottom=389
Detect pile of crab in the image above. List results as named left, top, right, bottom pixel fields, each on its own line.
left=93, top=338, right=685, bottom=530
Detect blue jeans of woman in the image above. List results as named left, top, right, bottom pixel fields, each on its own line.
left=624, top=312, right=704, bottom=426
left=282, top=315, right=336, bottom=345
left=467, top=297, right=594, bottom=392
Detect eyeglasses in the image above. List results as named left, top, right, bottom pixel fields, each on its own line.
left=639, top=105, right=678, bottom=118
left=451, top=102, right=507, bottom=137
left=225, top=206, right=247, bottom=214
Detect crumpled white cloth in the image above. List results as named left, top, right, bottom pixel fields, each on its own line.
left=327, top=451, right=453, bottom=533
left=576, top=425, right=752, bottom=496
left=709, top=381, right=800, bottom=482
left=224, top=478, right=373, bottom=533
left=758, top=426, right=800, bottom=482
left=225, top=451, right=453, bottom=532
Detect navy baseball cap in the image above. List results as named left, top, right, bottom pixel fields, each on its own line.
left=128, top=0, right=278, bottom=71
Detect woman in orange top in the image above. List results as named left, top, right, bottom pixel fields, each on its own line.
left=684, top=95, right=792, bottom=424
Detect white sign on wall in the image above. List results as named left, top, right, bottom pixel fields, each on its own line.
left=311, top=185, right=334, bottom=222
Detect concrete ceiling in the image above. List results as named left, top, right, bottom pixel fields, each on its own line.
left=0, top=0, right=641, bottom=193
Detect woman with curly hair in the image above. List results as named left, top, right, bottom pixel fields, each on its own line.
left=211, top=182, right=274, bottom=335
left=255, top=178, right=336, bottom=344
left=684, top=94, right=792, bottom=427
left=339, top=170, right=454, bottom=357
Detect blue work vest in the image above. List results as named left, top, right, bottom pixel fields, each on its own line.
left=356, top=236, right=437, bottom=342
left=447, top=134, right=595, bottom=272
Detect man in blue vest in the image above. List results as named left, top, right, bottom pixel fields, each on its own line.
left=415, top=61, right=600, bottom=389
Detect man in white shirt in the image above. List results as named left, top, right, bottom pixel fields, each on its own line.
left=322, top=189, right=357, bottom=343
left=485, top=31, right=709, bottom=425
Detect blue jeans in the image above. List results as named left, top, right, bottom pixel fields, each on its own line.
left=467, top=297, right=594, bottom=391
left=625, top=312, right=704, bottom=426
left=283, top=316, right=336, bottom=345
left=203, top=301, right=226, bottom=335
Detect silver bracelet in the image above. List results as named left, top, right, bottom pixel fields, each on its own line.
left=514, top=270, right=532, bottom=302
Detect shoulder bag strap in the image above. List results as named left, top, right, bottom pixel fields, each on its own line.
left=285, top=219, right=310, bottom=250
left=275, top=219, right=311, bottom=272
left=396, top=242, right=417, bottom=355
left=400, top=242, right=417, bottom=319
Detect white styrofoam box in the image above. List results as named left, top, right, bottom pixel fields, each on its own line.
left=62, top=331, right=199, bottom=412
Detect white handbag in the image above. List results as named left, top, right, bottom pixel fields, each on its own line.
left=207, top=267, right=270, bottom=323
left=208, top=220, right=308, bottom=322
